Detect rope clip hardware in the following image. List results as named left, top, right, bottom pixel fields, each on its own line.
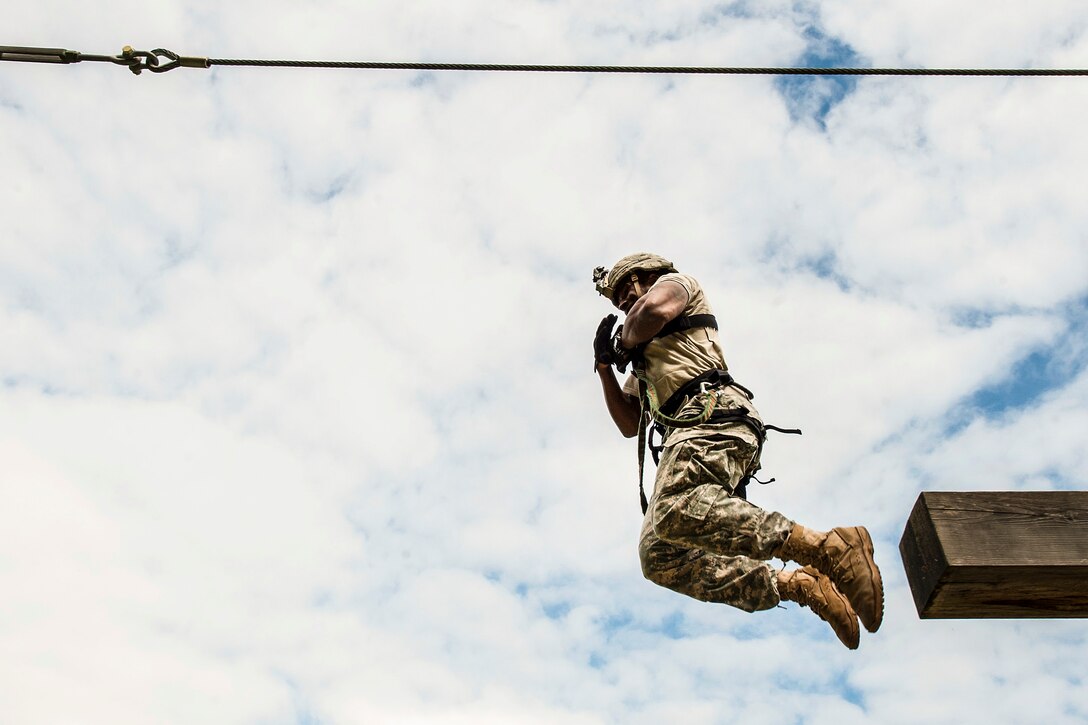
left=0, top=45, right=209, bottom=75
left=118, top=46, right=210, bottom=75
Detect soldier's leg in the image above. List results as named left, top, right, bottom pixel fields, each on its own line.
left=641, top=510, right=862, bottom=645
left=647, top=434, right=878, bottom=641
left=650, top=434, right=794, bottom=560
left=638, top=510, right=779, bottom=612
left=777, top=524, right=884, bottom=633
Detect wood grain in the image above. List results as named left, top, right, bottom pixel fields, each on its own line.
left=899, top=491, right=1088, bottom=618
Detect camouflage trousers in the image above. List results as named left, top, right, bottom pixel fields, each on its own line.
left=639, top=432, right=794, bottom=612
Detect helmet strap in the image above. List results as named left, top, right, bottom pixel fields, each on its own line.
left=630, top=272, right=643, bottom=299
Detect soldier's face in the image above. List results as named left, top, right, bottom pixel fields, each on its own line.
left=615, top=277, right=641, bottom=314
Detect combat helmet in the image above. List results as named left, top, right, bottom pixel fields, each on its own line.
left=593, top=253, right=677, bottom=302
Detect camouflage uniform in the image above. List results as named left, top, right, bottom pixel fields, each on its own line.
left=620, top=272, right=795, bottom=612
left=638, top=423, right=794, bottom=611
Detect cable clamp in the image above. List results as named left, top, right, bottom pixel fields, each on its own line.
left=115, top=46, right=209, bottom=75
left=1, top=45, right=209, bottom=75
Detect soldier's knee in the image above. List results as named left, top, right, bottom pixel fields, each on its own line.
left=638, top=540, right=657, bottom=581
left=641, top=557, right=676, bottom=590
left=638, top=537, right=676, bottom=587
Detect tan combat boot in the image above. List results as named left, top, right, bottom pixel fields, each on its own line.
left=777, top=524, right=884, bottom=633
left=777, top=566, right=859, bottom=649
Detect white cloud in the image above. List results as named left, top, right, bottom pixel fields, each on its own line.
left=3, top=2, right=1088, bottom=723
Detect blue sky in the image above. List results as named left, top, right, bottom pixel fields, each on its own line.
left=966, top=295, right=1088, bottom=414
left=3, top=2, right=1088, bottom=723
left=776, top=24, right=862, bottom=128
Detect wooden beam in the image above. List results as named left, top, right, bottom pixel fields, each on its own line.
left=899, top=491, right=1088, bottom=618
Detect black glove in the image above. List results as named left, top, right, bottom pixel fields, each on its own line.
left=593, top=314, right=634, bottom=373
left=593, top=314, right=618, bottom=371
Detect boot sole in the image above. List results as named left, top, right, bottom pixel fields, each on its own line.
left=851, top=526, right=884, bottom=633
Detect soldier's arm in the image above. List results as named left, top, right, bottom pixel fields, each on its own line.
left=620, top=279, right=689, bottom=348
left=596, top=363, right=642, bottom=438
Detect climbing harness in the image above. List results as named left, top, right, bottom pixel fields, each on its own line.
left=631, top=316, right=801, bottom=514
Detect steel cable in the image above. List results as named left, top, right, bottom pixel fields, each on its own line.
left=206, top=59, right=1088, bottom=76
left=4, top=46, right=1088, bottom=77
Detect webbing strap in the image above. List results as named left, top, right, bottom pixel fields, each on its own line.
left=658, top=368, right=738, bottom=419
left=635, top=369, right=802, bottom=514
left=653, top=313, right=718, bottom=339
left=637, top=378, right=649, bottom=514
left=635, top=368, right=718, bottom=429
left=635, top=366, right=717, bottom=515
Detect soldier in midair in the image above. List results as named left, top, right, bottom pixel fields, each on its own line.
left=593, top=253, right=883, bottom=649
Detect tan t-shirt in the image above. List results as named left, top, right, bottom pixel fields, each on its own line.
left=622, top=272, right=762, bottom=448
left=621, top=273, right=725, bottom=401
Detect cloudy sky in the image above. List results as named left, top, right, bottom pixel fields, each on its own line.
left=3, top=2, right=1088, bottom=723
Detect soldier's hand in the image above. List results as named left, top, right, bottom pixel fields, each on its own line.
left=611, top=325, right=633, bottom=373
left=594, top=314, right=618, bottom=371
